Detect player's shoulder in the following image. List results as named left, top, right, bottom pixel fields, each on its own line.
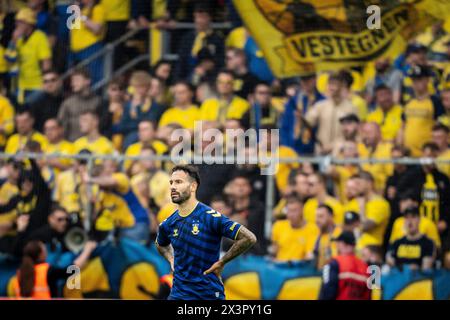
left=197, top=202, right=223, bottom=218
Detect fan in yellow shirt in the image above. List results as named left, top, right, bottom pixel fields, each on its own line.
left=328, top=140, right=360, bottom=203
left=0, top=161, right=21, bottom=226
left=0, top=94, right=14, bottom=148
left=199, top=71, right=250, bottom=126
left=70, top=1, right=105, bottom=53
left=73, top=110, right=114, bottom=155
left=359, top=122, right=393, bottom=193
left=158, top=82, right=200, bottom=130
left=5, top=110, right=48, bottom=154
left=42, top=119, right=74, bottom=173
left=356, top=171, right=390, bottom=251
left=124, top=120, right=168, bottom=173
left=303, top=173, right=344, bottom=225
left=4, top=8, right=52, bottom=103
left=401, top=65, right=444, bottom=157
left=366, top=85, right=403, bottom=142
left=314, top=204, right=342, bottom=269
left=271, top=195, right=319, bottom=261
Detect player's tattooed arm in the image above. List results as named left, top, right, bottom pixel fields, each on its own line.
left=204, top=226, right=257, bottom=276
left=156, top=244, right=175, bottom=272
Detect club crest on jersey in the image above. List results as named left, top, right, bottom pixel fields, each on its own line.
left=173, top=229, right=179, bottom=237
left=191, top=222, right=200, bottom=235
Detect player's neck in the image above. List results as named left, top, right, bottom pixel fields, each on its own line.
left=178, top=198, right=199, bottom=217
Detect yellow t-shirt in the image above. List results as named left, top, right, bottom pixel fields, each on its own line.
left=5, top=132, right=48, bottom=154
left=123, top=140, right=168, bottom=172
left=54, top=169, right=85, bottom=215
left=333, top=165, right=359, bottom=204
left=0, top=95, right=14, bottom=147
left=389, top=216, right=441, bottom=248
left=351, top=94, right=368, bottom=121
left=437, top=149, right=450, bottom=179
left=357, top=196, right=390, bottom=250
left=404, top=98, right=437, bottom=157
left=271, top=220, right=319, bottom=261
left=303, top=196, right=345, bottom=226
left=0, top=181, right=19, bottom=224
left=359, top=142, right=393, bottom=193
left=16, top=30, right=51, bottom=90
left=158, top=105, right=200, bottom=130
left=73, top=136, right=114, bottom=155
left=366, top=105, right=403, bottom=142
left=100, top=0, right=130, bottom=21
left=70, top=4, right=106, bottom=52
left=199, top=96, right=250, bottom=124
left=43, top=140, right=75, bottom=172
left=343, top=198, right=360, bottom=214
left=275, top=146, right=300, bottom=193
left=420, top=173, right=440, bottom=224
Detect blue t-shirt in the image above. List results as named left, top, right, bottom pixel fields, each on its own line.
left=156, top=202, right=242, bottom=300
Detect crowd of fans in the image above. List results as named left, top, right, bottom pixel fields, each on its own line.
left=0, top=0, right=450, bottom=298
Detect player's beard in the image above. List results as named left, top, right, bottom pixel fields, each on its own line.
left=171, top=188, right=191, bottom=204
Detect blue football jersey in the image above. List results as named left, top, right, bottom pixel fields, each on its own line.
left=156, top=202, right=242, bottom=300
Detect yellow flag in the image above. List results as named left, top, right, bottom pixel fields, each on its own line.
left=233, top=0, right=450, bottom=78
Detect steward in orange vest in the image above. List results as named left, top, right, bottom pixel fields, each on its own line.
left=319, top=231, right=371, bottom=300
left=13, top=262, right=51, bottom=299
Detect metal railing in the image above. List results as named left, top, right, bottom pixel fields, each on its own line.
left=2, top=151, right=449, bottom=239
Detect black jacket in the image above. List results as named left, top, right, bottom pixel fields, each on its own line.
left=28, top=92, right=64, bottom=132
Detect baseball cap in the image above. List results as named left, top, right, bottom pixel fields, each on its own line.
left=339, top=113, right=360, bottom=124
left=16, top=8, right=37, bottom=26
left=407, top=65, right=432, bottom=79
left=332, top=231, right=356, bottom=246
left=344, top=211, right=360, bottom=225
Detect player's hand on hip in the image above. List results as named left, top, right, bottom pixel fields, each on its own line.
left=203, top=260, right=224, bottom=277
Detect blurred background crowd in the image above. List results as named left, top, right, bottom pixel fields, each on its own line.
left=0, top=0, right=450, bottom=298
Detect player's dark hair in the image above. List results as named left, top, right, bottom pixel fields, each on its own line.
left=318, top=204, right=334, bottom=216
left=172, top=165, right=201, bottom=187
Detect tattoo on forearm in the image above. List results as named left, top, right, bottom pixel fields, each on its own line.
left=221, top=227, right=256, bottom=264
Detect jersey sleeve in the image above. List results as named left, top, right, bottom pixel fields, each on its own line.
left=318, top=259, right=339, bottom=300
left=156, top=220, right=170, bottom=247
left=217, top=213, right=242, bottom=240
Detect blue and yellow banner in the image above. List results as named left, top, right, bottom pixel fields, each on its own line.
left=1, top=242, right=450, bottom=299
left=233, top=0, right=450, bottom=77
